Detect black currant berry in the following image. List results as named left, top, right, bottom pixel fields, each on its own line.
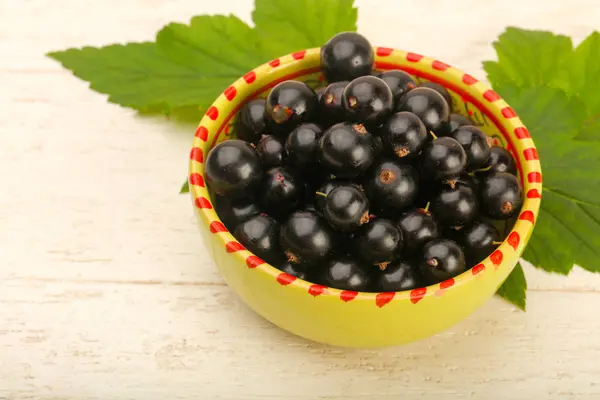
left=455, top=173, right=480, bottom=193
left=256, top=135, right=285, bottom=168
left=396, top=87, right=450, bottom=132
left=266, top=80, right=318, bottom=136
left=235, top=99, right=267, bottom=143
left=430, top=182, right=479, bottom=227
left=314, top=180, right=352, bottom=214
left=479, top=172, right=523, bottom=220
left=479, top=146, right=518, bottom=176
left=285, top=123, right=323, bottom=168
left=316, top=256, right=371, bottom=291
left=372, top=135, right=383, bottom=159
left=355, top=218, right=403, bottom=269
left=259, top=167, right=304, bottom=218
left=205, top=139, right=263, bottom=198
left=323, top=185, right=370, bottom=232
left=277, top=261, right=309, bottom=280
left=373, top=260, right=423, bottom=292
left=234, top=214, right=283, bottom=265
left=213, top=195, right=261, bottom=231
left=448, top=113, right=474, bottom=134
left=451, top=125, right=491, bottom=170
left=421, top=136, right=467, bottom=181
left=315, top=86, right=327, bottom=100
left=418, top=81, right=453, bottom=110
left=457, top=220, right=501, bottom=267
left=397, top=207, right=440, bottom=253
left=376, top=70, right=416, bottom=102
left=364, top=160, right=419, bottom=215
left=419, top=239, right=466, bottom=284
left=318, top=81, right=349, bottom=126
left=280, top=210, right=336, bottom=265
left=320, top=32, right=374, bottom=83
left=342, top=76, right=393, bottom=125
left=380, top=111, right=428, bottom=160
left=319, top=122, right=376, bottom=178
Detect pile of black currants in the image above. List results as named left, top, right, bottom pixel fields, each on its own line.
left=204, top=32, right=523, bottom=293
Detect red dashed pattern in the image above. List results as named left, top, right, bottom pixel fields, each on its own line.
left=483, top=90, right=501, bottom=102
left=195, top=126, right=208, bottom=141
left=406, top=52, right=424, bottom=62
left=308, top=284, right=327, bottom=297
left=472, top=264, right=485, bottom=275
left=462, top=74, right=478, bottom=85
left=225, top=241, right=245, bottom=253
left=246, top=255, right=264, bottom=269
left=490, top=250, right=504, bottom=267
left=514, top=127, right=530, bottom=139
left=276, top=273, right=297, bottom=285
left=190, top=147, right=203, bottom=163
left=206, top=106, right=219, bottom=120
left=269, top=59, right=280, bottom=67
left=209, top=221, right=227, bottom=233
left=224, top=86, right=237, bottom=101
left=527, top=189, right=542, bottom=198
left=524, top=148, right=539, bottom=160
left=243, top=71, right=256, bottom=84
left=376, top=292, right=395, bottom=307
left=410, top=288, right=427, bottom=304
left=189, top=173, right=205, bottom=187
left=528, top=172, right=542, bottom=183
left=501, top=107, right=517, bottom=118
left=519, top=210, right=535, bottom=223
left=292, top=50, right=306, bottom=60
left=194, top=197, right=212, bottom=209
left=440, top=279, right=455, bottom=290
left=376, top=47, right=393, bottom=57
left=507, top=232, right=520, bottom=250
left=340, top=291, right=358, bottom=302
left=432, top=60, right=449, bottom=71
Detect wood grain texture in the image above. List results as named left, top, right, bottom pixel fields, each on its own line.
left=1, top=0, right=600, bottom=398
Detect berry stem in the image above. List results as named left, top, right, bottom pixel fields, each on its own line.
left=315, top=191, right=328, bottom=197
left=492, top=241, right=504, bottom=245
left=474, top=165, right=493, bottom=173
left=424, top=202, right=431, bottom=213
left=429, top=130, right=438, bottom=140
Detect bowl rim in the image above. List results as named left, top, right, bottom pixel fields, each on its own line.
left=188, top=46, right=542, bottom=304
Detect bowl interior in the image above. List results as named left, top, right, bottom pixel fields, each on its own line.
left=189, top=47, right=542, bottom=303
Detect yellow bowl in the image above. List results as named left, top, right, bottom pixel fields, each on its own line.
left=188, top=47, right=542, bottom=348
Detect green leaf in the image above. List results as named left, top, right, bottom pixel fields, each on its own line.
left=496, top=263, right=527, bottom=310
left=493, top=85, right=600, bottom=274
left=180, top=181, right=190, bottom=194
left=252, top=0, right=357, bottom=55
left=482, top=27, right=573, bottom=89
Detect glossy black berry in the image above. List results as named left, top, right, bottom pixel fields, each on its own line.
left=205, top=139, right=263, bottom=198
left=479, top=172, right=523, bottom=220
left=380, top=111, right=428, bottom=160
left=431, top=182, right=479, bottom=227
left=234, top=214, right=283, bottom=265
left=314, top=179, right=354, bottom=214
left=318, top=81, right=349, bottom=126
left=266, top=80, right=318, bottom=136
left=355, top=218, right=403, bottom=268
left=479, top=146, right=518, bottom=176
left=320, top=32, right=374, bottom=83
left=418, top=81, right=453, bottom=110
left=373, top=260, right=423, bottom=292
left=319, top=122, right=376, bottom=178
left=376, top=70, right=416, bottom=102
left=285, top=123, right=323, bottom=168
left=277, top=261, right=309, bottom=280
left=316, top=256, right=371, bottom=291
left=364, top=160, right=419, bottom=215
left=323, top=185, right=370, bottom=232
left=455, top=173, right=480, bottom=193
left=280, top=210, right=336, bottom=265
left=213, top=195, right=261, bottom=231
left=457, top=220, right=501, bottom=267
left=372, top=135, right=383, bottom=159
left=451, top=125, right=491, bottom=170
left=342, top=76, right=393, bottom=125
left=397, top=207, right=440, bottom=253
left=421, top=136, right=467, bottom=181
left=259, top=167, right=304, bottom=218
left=449, top=113, right=474, bottom=134
left=419, top=239, right=466, bottom=284
left=396, top=87, right=450, bottom=132
left=256, top=135, right=285, bottom=168
left=315, top=86, right=327, bottom=100
left=235, top=99, right=267, bottom=143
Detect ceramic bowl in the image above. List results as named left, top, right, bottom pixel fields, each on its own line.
left=188, top=47, right=542, bottom=348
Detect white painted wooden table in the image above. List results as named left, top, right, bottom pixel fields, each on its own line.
left=2, top=1, right=600, bottom=399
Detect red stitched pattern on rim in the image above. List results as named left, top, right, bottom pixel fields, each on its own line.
left=209, top=221, right=227, bottom=233
left=483, top=90, right=501, bottom=102
left=528, top=172, right=542, bottom=183
left=507, top=232, right=520, bottom=250
left=194, top=197, right=212, bottom=209
left=406, top=52, right=424, bottom=62
left=376, top=47, right=393, bottom=56
left=246, top=255, right=264, bottom=269
left=195, top=126, right=208, bottom=141
left=410, top=288, right=426, bottom=304
left=224, top=86, right=237, bottom=101
left=243, top=71, right=256, bottom=84
left=189, top=173, right=205, bottom=187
